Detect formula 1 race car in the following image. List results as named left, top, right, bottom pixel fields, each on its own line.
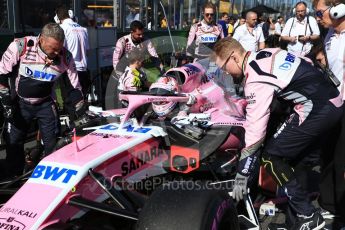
left=0, top=62, right=266, bottom=230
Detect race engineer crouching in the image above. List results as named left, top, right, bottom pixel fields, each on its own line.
left=0, top=23, right=84, bottom=178
left=212, top=37, right=344, bottom=230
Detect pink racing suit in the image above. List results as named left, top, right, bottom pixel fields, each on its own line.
left=186, top=20, right=224, bottom=59
left=241, top=48, right=343, bottom=158
left=0, top=36, right=82, bottom=176
left=0, top=36, right=82, bottom=104
left=112, top=34, right=161, bottom=75
left=239, top=48, right=344, bottom=216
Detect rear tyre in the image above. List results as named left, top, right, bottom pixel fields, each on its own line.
left=137, top=181, right=239, bottom=230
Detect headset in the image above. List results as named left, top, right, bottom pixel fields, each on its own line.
left=329, top=3, right=345, bottom=19
left=54, top=9, right=75, bottom=24
left=292, top=1, right=310, bottom=15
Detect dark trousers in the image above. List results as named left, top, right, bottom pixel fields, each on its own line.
left=4, top=99, right=59, bottom=176
left=262, top=102, right=344, bottom=216
left=319, top=109, right=345, bottom=221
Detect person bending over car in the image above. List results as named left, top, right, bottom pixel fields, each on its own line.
left=212, top=37, right=344, bottom=230
left=0, top=23, right=84, bottom=177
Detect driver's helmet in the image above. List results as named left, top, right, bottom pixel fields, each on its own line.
left=149, top=76, right=179, bottom=117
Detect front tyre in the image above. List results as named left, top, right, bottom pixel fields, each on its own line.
left=137, top=181, right=239, bottom=230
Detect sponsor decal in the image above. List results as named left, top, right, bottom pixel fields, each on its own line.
left=274, top=121, right=287, bottom=138
left=214, top=122, right=244, bottom=126
left=70, top=23, right=81, bottom=28
left=279, top=52, right=296, bottom=71
left=256, top=51, right=272, bottom=60
left=24, top=67, right=56, bottom=81
left=29, top=163, right=79, bottom=188
left=0, top=207, right=37, bottom=219
left=245, top=92, right=256, bottom=100
left=148, top=97, right=168, bottom=102
left=242, top=157, right=253, bottom=174
left=240, top=155, right=257, bottom=176
left=100, top=124, right=152, bottom=134
left=200, top=34, right=218, bottom=43
left=245, top=92, right=256, bottom=105
left=0, top=217, right=26, bottom=230
left=24, top=57, right=36, bottom=61
left=184, top=64, right=201, bottom=76
left=90, top=132, right=132, bottom=139
left=121, top=146, right=166, bottom=176
left=199, top=102, right=214, bottom=113
left=24, top=52, right=36, bottom=61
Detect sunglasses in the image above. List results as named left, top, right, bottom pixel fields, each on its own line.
left=315, top=6, right=331, bottom=18
left=221, top=52, right=234, bottom=72
left=205, top=13, right=214, bottom=17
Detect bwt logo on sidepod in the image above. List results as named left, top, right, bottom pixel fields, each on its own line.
left=25, top=67, right=56, bottom=81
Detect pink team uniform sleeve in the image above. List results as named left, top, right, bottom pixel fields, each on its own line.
left=243, top=81, right=275, bottom=152
left=0, top=40, right=21, bottom=75
left=113, top=37, right=125, bottom=70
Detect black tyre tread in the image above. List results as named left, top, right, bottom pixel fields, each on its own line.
left=137, top=181, right=239, bottom=230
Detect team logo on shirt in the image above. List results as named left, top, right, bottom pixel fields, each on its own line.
left=199, top=34, right=218, bottom=43
left=24, top=67, right=57, bottom=81
left=279, top=52, right=296, bottom=71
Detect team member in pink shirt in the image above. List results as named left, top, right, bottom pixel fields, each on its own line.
left=213, top=37, right=343, bottom=230
left=0, top=23, right=83, bottom=177
left=113, top=20, right=164, bottom=77
left=186, top=2, right=224, bottom=60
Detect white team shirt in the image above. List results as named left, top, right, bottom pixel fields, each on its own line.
left=60, top=18, right=89, bottom=71
left=281, top=16, right=320, bottom=56
left=324, top=28, right=345, bottom=99
left=233, top=24, right=265, bottom=52
left=275, top=22, right=282, bottom=35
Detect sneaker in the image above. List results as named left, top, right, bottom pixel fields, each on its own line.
left=317, top=207, right=335, bottom=220
left=267, top=222, right=288, bottom=230
left=293, top=212, right=325, bottom=230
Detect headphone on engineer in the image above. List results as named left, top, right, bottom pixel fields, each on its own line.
left=329, top=2, right=345, bottom=19
left=292, top=1, right=310, bottom=15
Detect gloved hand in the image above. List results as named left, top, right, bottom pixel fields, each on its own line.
left=232, top=173, right=249, bottom=202
left=75, top=100, right=87, bottom=118
left=186, top=94, right=197, bottom=106
left=132, top=74, right=142, bottom=88
left=0, top=87, right=14, bottom=120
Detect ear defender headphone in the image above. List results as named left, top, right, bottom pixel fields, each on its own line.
left=292, top=1, right=310, bottom=15
left=68, top=10, right=74, bottom=19
left=329, top=3, right=345, bottom=19
left=54, top=15, right=60, bottom=24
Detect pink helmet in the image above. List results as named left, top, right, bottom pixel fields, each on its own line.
left=164, top=62, right=205, bottom=93
left=149, top=76, right=179, bottom=117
